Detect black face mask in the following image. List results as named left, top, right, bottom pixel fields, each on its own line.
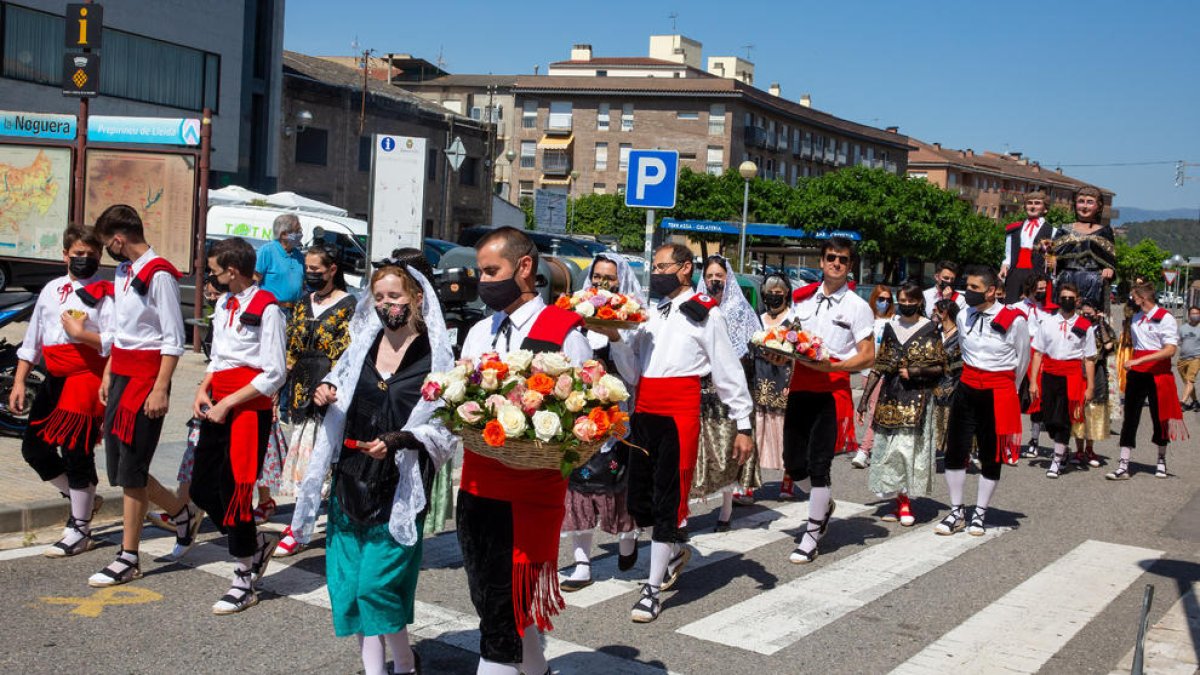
left=649, top=273, right=683, bottom=300
left=762, top=293, right=787, bottom=311
left=1059, top=297, right=1077, bottom=313
left=936, top=279, right=950, bottom=290
left=897, top=303, right=920, bottom=317
left=1034, top=291, right=1047, bottom=303
left=964, top=289, right=987, bottom=307
left=376, top=302, right=411, bottom=330
left=68, top=256, right=99, bottom=280
left=106, top=242, right=130, bottom=264
left=706, top=280, right=725, bottom=296
left=208, top=273, right=230, bottom=294
left=305, top=272, right=328, bottom=292
left=478, top=276, right=524, bottom=312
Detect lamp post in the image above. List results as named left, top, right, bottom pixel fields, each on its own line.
left=737, top=161, right=758, bottom=273
left=568, top=169, right=580, bottom=232
left=504, top=148, right=517, bottom=200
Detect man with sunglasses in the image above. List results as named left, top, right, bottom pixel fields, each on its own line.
left=779, top=237, right=875, bottom=564
left=924, top=261, right=967, bottom=319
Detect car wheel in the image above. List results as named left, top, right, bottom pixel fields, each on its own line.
left=0, top=263, right=9, bottom=293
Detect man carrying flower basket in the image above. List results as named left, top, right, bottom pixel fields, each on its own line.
left=456, top=227, right=592, bottom=675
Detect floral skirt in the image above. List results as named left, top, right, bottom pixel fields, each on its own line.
left=257, top=421, right=288, bottom=493
left=279, top=416, right=321, bottom=497
left=755, top=409, right=786, bottom=470
left=868, top=408, right=937, bottom=498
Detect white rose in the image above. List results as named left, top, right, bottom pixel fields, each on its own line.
left=621, top=300, right=641, bottom=314
left=502, top=349, right=535, bottom=373
left=449, top=363, right=471, bottom=380
left=531, top=410, right=563, bottom=442
left=496, top=404, right=528, bottom=438
left=751, top=330, right=767, bottom=344
left=538, top=352, right=573, bottom=376
left=564, top=390, right=588, bottom=413
left=443, top=379, right=467, bottom=403
left=575, top=301, right=595, bottom=318
left=480, top=369, right=500, bottom=391
left=596, top=374, right=629, bottom=403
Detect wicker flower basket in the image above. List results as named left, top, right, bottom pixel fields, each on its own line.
left=756, top=344, right=820, bottom=363
left=461, top=428, right=604, bottom=471
left=583, top=317, right=644, bottom=331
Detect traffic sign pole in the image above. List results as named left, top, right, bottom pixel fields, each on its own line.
left=643, top=209, right=655, bottom=286
left=625, top=150, right=680, bottom=286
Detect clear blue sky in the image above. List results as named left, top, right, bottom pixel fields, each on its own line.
left=284, top=0, right=1200, bottom=212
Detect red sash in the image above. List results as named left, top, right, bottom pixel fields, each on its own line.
left=1024, top=345, right=1042, bottom=415
left=32, top=344, right=106, bottom=450
left=1016, top=247, right=1033, bottom=270
left=1042, top=356, right=1085, bottom=424
left=109, top=347, right=163, bottom=445
left=788, top=360, right=857, bottom=453
left=635, top=376, right=702, bottom=527
left=130, top=257, right=182, bottom=296
left=1131, top=350, right=1189, bottom=441
left=962, top=364, right=1022, bottom=464
left=210, top=367, right=273, bottom=526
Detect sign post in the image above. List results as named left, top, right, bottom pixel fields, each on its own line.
left=369, top=134, right=428, bottom=264
left=63, top=2, right=102, bottom=226
left=625, top=149, right=679, bottom=284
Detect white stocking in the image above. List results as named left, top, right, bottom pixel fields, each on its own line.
left=69, top=486, right=96, bottom=528
left=48, top=473, right=69, bottom=496
left=944, top=469, right=966, bottom=506
left=384, top=630, right=414, bottom=673
left=567, top=531, right=593, bottom=581
left=521, top=626, right=547, bottom=675
left=648, top=540, right=673, bottom=589
left=807, top=487, right=831, bottom=522
left=358, top=634, right=387, bottom=675
left=476, top=659, right=520, bottom=675
left=617, top=533, right=637, bottom=557
left=976, top=477, right=998, bottom=511
left=718, top=490, right=734, bottom=522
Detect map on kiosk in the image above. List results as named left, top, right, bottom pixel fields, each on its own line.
left=0, top=144, right=72, bottom=261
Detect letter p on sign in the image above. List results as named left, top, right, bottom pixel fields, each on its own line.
left=625, top=150, right=679, bottom=209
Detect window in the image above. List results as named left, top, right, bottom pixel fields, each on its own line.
left=522, top=100, right=537, bottom=129
left=520, top=141, right=536, bottom=168
left=677, top=111, right=699, bottom=120
left=621, top=103, right=634, bottom=131
left=518, top=180, right=535, bottom=200
left=441, top=99, right=463, bottom=115
left=744, top=112, right=754, bottom=127
left=793, top=129, right=801, bottom=152
left=548, top=101, right=572, bottom=131
left=2, top=4, right=221, bottom=111
left=679, top=152, right=697, bottom=160
left=595, top=143, right=608, bottom=171
left=427, top=149, right=438, bottom=181
left=706, top=146, right=723, bottom=175
left=459, top=156, right=478, bottom=186
left=948, top=172, right=958, bottom=186
left=593, top=183, right=607, bottom=194
left=802, top=131, right=813, bottom=157
left=470, top=106, right=482, bottom=120
left=616, top=183, right=625, bottom=194
left=779, top=124, right=789, bottom=152
left=597, top=103, right=610, bottom=131
left=596, top=70, right=608, bottom=77
left=295, top=128, right=328, bottom=166
left=709, top=104, right=725, bottom=135
left=619, top=143, right=631, bottom=171
left=358, top=136, right=372, bottom=172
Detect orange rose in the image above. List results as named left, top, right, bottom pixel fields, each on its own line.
left=555, top=294, right=573, bottom=310
left=608, top=407, right=629, bottom=437
left=587, top=407, right=611, bottom=436
left=626, top=312, right=643, bottom=322
left=482, top=419, right=506, bottom=447
left=596, top=306, right=616, bottom=320
left=481, top=360, right=509, bottom=379
left=526, top=372, right=556, bottom=395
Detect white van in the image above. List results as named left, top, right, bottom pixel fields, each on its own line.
left=206, top=204, right=370, bottom=288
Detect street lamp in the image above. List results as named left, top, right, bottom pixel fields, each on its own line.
left=738, top=160, right=757, bottom=273
left=504, top=148, right=517, bottom=198
left=568, top=170, right=580, bottom=232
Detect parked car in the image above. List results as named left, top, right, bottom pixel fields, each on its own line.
left=1157, top=291, right=1184, bottom=308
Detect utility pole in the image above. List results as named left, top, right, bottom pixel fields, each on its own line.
left=358, top=48, right=373, bottom=136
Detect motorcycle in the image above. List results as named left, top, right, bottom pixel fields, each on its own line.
left=0, top=295, right=42, bottom=435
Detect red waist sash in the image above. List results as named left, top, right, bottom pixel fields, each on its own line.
left=32, top=344, right=106, bottom=450
left=109, top=347, right=163, bottom=445
left=211, top=367, right=273, bottom=527
left=1016, top=247, right=1034, bottom=270
left=962, top=364, right=1022, bottom=464
left=1042, top=356, right=1085, bottom=424
left=789, top=361, right=856, bottom=452
left=634, top=376, right=702, bottom=527
left=1131, top=350, right=1188, bottom=440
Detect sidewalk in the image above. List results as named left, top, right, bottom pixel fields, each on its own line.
left=0, top=347, right=208, bottom=534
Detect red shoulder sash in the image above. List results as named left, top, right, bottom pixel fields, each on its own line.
left=680, top=292, right=719, bottom=322
left=1149, top=307, right=1169, bottom=323
left=239, top=289, right=278, bottom=327
left=792, top=282, right=819, bottom=303
left=131, top=258, right=183, bottom=296
left=1005, top=221, right=1024, bottom=234
left=75, top=280, right=114, bottom=308
left=1070, top=314, right=1093, bottom=339
left=521, top=305, right=584, bottom=352
left=991, top=306, right=1025, bottom=334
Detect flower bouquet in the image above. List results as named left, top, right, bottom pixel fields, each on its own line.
left=750, top=321, right=827, bottom=362
left=422, top=350, right=630, bottom=476
left=555, top=287, right=646, bottom=330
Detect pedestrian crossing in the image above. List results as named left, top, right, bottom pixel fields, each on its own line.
left=72, top=504, right=1169, bottom=674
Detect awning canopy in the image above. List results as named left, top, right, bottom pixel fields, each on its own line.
left=537, top=134, right=574, bottom=150
left=540, top=177, right=571, bottom=186
left=661, top=218, right=861, bottom=241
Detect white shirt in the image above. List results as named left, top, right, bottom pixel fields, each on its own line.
left=789, top=282, right=874, bottom=361
left=206, top=285, right=287, bottom=396
left=460, top=296, right=592, bottom=366
left=107, top=248, right=186, bottom=356
left=1032, top=312, right=1098, bottom=361
left=923, top=286, right=967, bottom=318
left=610, top=291, right=753, bottom=428
left=1131, top=307, right=1180, bottom=351
left=1002, top=217, right=1051, bottom=267
left=958, top=301, right=1030, bottom=382
left=17, top=274, right=113, bottom=364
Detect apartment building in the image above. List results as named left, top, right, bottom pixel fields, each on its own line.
left=907, top=137, right=1117, bottom=225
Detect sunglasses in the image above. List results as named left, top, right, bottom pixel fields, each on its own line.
left=824, top=253, right=850, bottom=265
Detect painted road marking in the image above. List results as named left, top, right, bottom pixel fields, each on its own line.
left=38, top=586, right=163, bottom=617
left=677, top=522, right=1010, bottom=654
left=890, top=539, right=1162, bottom=675
left=565, top=499, right=870, bottom=608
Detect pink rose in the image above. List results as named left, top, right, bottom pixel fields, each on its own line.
left=592, top=382, right=610, bottom=402
left=572, top=416, right=599, bottom=442
left=456, top=401, right=484, bottom=424
left=520, top=389, right=545, bottom=415
left=484, top=394, right=508, bottom=413
left=553, top=374, right=574, bottom=400
left=420, top=380, right=443, bottom=402
left=579, top=359, right=607, bottom=385
left=506, top=380, right=528, bottom=405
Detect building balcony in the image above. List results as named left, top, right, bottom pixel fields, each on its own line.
left=836, top=152, right=847, bottom=165
left=542, top=151, right=572, bottom=175
left=545, top=116, right=573, bottom=135
left=743, top=126, right=769, bottom=149
left=947, top=185, right=980, bottom=200
left=884, top=160, right=897, bottom=173
left=800, top=143, right=812, bottom=158
left=823, top=147, right=836, bottom=163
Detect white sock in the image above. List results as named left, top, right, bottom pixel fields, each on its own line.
left=807, top=486, right=831, bottom=522
left=384, top=631, right=414, bottom=673
left=1119, top=447, right=1132, bottom=467
left=796, top=477, right=812, bottom=495
left=48, top=474, right=70, bottom=496
left=719, top=491, right=734, bottom=522
left=69, top=486, right=95, bottom=530
left=976, top=477, right=998, bottom=511
left=1028, top=422, right=1042, bottom=444
left=648, top=541, right=672, bottom=589
left=945, top=469, right=966, bottom=506
left=568, top=531, right=592, bottom=581
left=617, top=534, right=637, bottom=557
left=233, top=557, right=253, bottom=590
left=476, top=659, right=520, bottom=675
left=521, top=626, right=547, bottom=675
left=358, top=634, right=387, bottom=675
left=1157, top=445, right=1168, bottom=462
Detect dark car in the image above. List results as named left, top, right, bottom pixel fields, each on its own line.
left=458, top=226, right=610, bottom=259
left=423, top=238, right=459, bottom=267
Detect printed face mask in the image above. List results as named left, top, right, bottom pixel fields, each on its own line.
left=376, top=302, right=411, bottom=330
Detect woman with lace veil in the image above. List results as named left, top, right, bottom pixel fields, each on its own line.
left=560, top=252, right=643, bottom=591
left=290, top=263, right=455, bottom=675
left=692, top=256, right=761, bottom=530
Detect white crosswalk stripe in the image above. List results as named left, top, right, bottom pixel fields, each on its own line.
left=677, top=523, right=1011, bottom=654
left=890, top=540, right=1163, bottom=674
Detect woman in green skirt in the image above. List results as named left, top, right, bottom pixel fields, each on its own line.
left=292, top=262, right=455, bottom=675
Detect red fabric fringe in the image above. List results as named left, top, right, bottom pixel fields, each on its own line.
left=962, top=365, right=1022, bottom=464
left=512, top=560, right=566, bottom=635
left=109, top=348, right=162, bottom=445
left=35, top=344, right=105, bottom=450
left=1042, top=356, right=1086, bottom=424
left=211, top=367, right=272, bottom=527
left=636, top=376, right=702, bottom=525
left=1131, top=351, right=1189, bottom=441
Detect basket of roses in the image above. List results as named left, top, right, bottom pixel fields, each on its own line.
left=555, top=287, right=647, bottom=331
left=750, top=320, right=827, bottom=363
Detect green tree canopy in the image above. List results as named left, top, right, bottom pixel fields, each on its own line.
left=1115, top=236, right=1170, bottom=289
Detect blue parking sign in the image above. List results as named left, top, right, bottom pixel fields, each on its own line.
left=625, top=150, right=679, bottom=209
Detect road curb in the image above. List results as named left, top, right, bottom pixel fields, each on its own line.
left=0, top=488, right=126, bottom=534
